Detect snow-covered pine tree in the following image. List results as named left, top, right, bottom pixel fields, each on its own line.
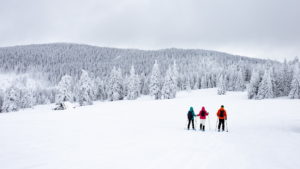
left=289, top=63, right=300, bottom=99
left=217, top=75, right=226, bottom=95
left=149, top=60, right=161, bottom=99
left=0, top=89, right=4, bottom=112
left=191, top=74, right=200, bottom=90
left=170, top=61, right=178, bottom=97
left=127, top=65, right=140, bottom=100
left=207, top=74, right=214, bottom=88
left=193, top=80, right=199, bottom=90
left=172, top=61, right=179, bottom=90
left=56, top=74, right=73, bottom=103
left=117, top=67, right=124, bottom=100
left=235, top=69, right=246, bottom=91
left=272, top=67, right=284, bottom=97
left=108, top=67, right=123, bottom=101
left=94, top=77, right=107, bottom=101
left=161, top=66, right=177, bottom=99
left=19, top=88, right=34, bottom=108
left=282, top=59, right=293, bottom=96
left=140, top=73, right=149, bottom=95
left=122, top=74, right=129, bottom=98
left=36, top=88, right=55, bottom=105
left=77, top=70, right=94, bottom=106
left=47, top=88, right=57, bottom=104
left=247, top=70, right=261, bottom=99
left=256, top=69, right=274, bottom=99
left=2, top=86, right=21, bottom=112
left=201, top=75, right=208, bottom=89
left=185, top=76, right=191, bottom=91
left=226, top=70, right=236, bottom=91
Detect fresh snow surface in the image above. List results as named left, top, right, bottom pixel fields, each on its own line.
left=0, top=89, right=300, bottom=169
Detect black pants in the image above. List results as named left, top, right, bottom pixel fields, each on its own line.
left=187, top=119, right=195, bottom=129
left=218, top=119, right=225, bottom=131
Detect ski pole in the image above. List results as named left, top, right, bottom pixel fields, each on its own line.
left=185, top=119, right=188, bottom=130
left=225, top=119, right=229, bottom=132
left=215, top=119, right=219, bottom=131
left=194, top=117, right=197, bottom=130
left=208, top=114, right=211, bottom=131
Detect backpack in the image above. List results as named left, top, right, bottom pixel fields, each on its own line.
left=201, top=110, right=206, bottom=117
left=188, top=111, right=193, bottom=119
left=219, top=110, right=225, bottom=117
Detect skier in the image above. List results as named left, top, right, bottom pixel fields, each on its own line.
left=216, top=105, right=227, bottom=132
left=197, top=106, right=209, bottom=131
left=187, top=107, right=196, bottom=130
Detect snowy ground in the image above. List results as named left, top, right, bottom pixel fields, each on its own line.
left=0, top=89, right=300, bottom=169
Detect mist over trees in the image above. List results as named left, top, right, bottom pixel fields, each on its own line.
left=0, top=43, right=299, bottom=112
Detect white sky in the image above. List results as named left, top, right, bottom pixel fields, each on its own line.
left=0, top=0, right=299, bottom=61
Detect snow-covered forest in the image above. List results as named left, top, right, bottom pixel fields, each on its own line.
left=0, top=43, right=299, bottom=112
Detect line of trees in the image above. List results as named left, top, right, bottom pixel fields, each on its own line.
left=247, top=60, right=300, bottom=99
left=0, top=43, right=299, bottom=112
left=0, top=61, right=179, bottom=112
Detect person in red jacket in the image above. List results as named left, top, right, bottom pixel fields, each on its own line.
left=217, top=105, right=227, bottom=132
left=197, top=106, right=209, bottom=131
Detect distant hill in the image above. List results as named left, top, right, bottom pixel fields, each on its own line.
left=0, top=43, right=269, bottom=85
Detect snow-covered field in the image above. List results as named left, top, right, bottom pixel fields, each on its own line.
left=0, top=89, right=299, bottom=169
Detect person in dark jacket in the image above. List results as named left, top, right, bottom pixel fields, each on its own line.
left=187, top=107, right=196, bottom=130
left=216, top=105, right=227, bottom=132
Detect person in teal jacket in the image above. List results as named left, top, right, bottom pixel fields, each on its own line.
left=187, top=107, right=196, bottom=130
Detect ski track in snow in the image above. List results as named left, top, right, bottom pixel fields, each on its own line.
left=0, top=89, right=300, bottom=169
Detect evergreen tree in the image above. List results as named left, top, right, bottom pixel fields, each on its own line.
left=94, top=77, right=107, bottom=101
left=235, top=69, right=246, bottom=91
left=161, top=66, right=177, bottom=99
left=0, top=89, right=4, bottom=112
left=77, top=70, right=94, bottom=106
left=184, top=76, right=191, bottom=91
left=282, top=59, right=293, bottom=95
left=56, top=74, right=73, bottom=103
left=247, top=70, right=261, bottom=99
left=217, top=75, right=226, bottom=95
left=172, top=61, right=179, bottom=90
left=140, top=73, right=149, bottom=95
left=35, top=88, right=53, bottom=105
left=289, top=64, right=300, bottom=99
left=127, top=65, right=140, bottom=100
left=19, top=88, right=34, bottom=108
left=201, top=75, right=208, bottom=89
left=108, top=67, right=123, bottom=101
left=149, top=61, right=161, bottom=99
left=207, top=74, right=214, bottom=88
left=226, top=71, right=236, bottom=91
left=122, top=74, right=129, bottom=98
left=193, top=80, right=199, bottom=90
left=256, top=69, right=274, bottom=99
left=2, top=86, right=20, bottom=112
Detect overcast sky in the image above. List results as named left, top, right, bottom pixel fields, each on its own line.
left=0, top=0, right=299, bottom=61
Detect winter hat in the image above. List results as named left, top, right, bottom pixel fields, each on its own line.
left=201, top=106, right=206, bottom=111
left=221, top=105, right=224, bottom=108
